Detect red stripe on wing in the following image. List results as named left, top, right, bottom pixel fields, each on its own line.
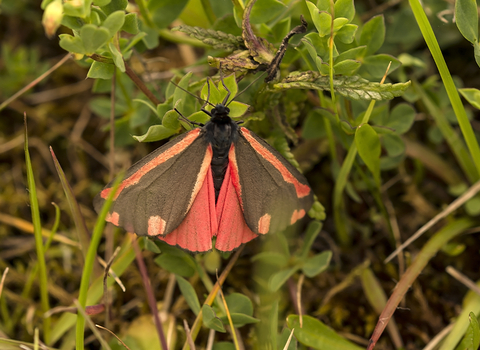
left=157, top=165, right=217, bottom=252
left=215, top=150, right=258, bottom=252
left=240, top=128, right=311, bottom=198
left=101, top=129, right=202, bottom=200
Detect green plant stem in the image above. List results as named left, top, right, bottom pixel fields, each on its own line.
left=135, top=0, right=155, bottom=28
left=333, top=99, right=376, bottom=244
left=24, top=118, right=51, bottom=344
left=367, top=218, right=476, bottom=350
left=409, top=0, right=480, bottom=180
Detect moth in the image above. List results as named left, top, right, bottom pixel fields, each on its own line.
left=94, top=78, right=314, bottom=252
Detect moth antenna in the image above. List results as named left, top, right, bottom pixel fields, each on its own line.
left=174, top=107, right=205, bottom=127
left=171, top=81, right=215, bottom=108
left=227, top=71, right=267, bottom=106
left=220, top=71, right=231, bottom=106
left=203, top=78, right=212, bottom=110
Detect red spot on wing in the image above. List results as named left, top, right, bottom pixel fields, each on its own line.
left=101, top=129, right=201, bottom=200
left=157, top=167, right=217, bottom=252
left=106, top=212, right=120, bottom=225
left=290, top=209, right=306, bottom=225
left=215, top=161, right=258, bottom=251
left=258, top=214, right=271, bottom=234
left=240, top=128, right=311, bottom=198
left=148, top=216, right=166, bottom=236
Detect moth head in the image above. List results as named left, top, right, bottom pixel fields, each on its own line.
left=211, top=104, right=230, bottom=120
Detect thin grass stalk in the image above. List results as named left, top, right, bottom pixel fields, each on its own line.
left=182, top=246, right=245, bottom=350
left=409, top=0, right=480, bottom=180
left=24, top=117, right=51, bottom=344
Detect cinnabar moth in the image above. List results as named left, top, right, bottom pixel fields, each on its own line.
left=94, top=78, right=314, bottom=253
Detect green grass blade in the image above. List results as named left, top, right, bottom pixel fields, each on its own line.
left=409, top=0, right=480, bottom=180
left=49, top=147, right=91, bottom=259
left=74, top=173, right=123, bottom=350
left=24, top=118, right=51, bottom=344
left=414, top=81, right=477, bottom=183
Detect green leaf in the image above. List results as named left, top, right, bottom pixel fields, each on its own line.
left=108, top=43, right=125, bottom=72
left=302, top=109, right=328, bottom=139
left=162, top=109, right=181, bottom=130
left=251, top=252, right=289, bottom=267
left=382, top=133, right=405, bottom=158
left=188, top=111, right=210, bottom=125
left=100, top=0, right=127, bottom=15
left=457, top=312, right=480, bottom=350
left=143, top=238, right=161, bottom=253
left=219, top=313, right=260, bottom=327
left=227, top=101, right=249, bottom=118
left=335, top=0, right=355, bottom=22
left=102, top=10, right=125, bottom=36
left=201, top=80, right=222, bottom=105
left=306, top=2, right=332, bottom=37
left=455, top=0, right=478, bottom=44
left=249, top=0, right=286, bottom=24
left=154, top=251, right=197, bottom=277
left=299, top=221, right=323, bottom=259
left=335, top=23, right=357, bottom=44
left=202, top=304, right=226, bottom=332
left=93, top=0, right=110, bottom=6
left=355, top=124, right=381, bottom=187
left=302, top=251, right=331, bottom=277
left=359, top=15, right=385, bottom=56
left=63, top=0, right=91, bottom=17
left=176, top=275, right=201, bottom=315
left=333, top=17, right=349, bottom=33
left=466, top=196, right=480, bottom=216
left=333, top=59, right=361, bottom=75
left=122, top=13, right=139, bottom=34
left=174, top=72, right=196, bottom=117
left=59, top=34, right=85, bottom=54
left=268, top=266, right=298, bottom=292
left=224, top=293, right=253, bottom=315
left=80, top=24, right=110, bottom=54
left=302, top=33, right=329, bottom=61
left=475, top=41, right=480, bottom=69
left=149, top=0, right=189, bottom=29
left=361, top=54, right=401, bottom=79
left=218, top=74, right=238, bottom=104
left=133, top=125, right=177, bottom=142
left=287, top=315, right=364, bottom=350
left=386, top=103, right=416, bottom=134
left=460, top=88, right=480, bottom=110
left=336, top=46, right=366, bottom=62
left=87, top=61, right=114, bottom=79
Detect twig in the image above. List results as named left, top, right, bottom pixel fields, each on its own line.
left=96, top=324, right=132, bottom=350
left=183, top=320, right=196, bottom=350
left=385, top=179, right=480, bottom=263
left=0, top=53, right=72, bottom=112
